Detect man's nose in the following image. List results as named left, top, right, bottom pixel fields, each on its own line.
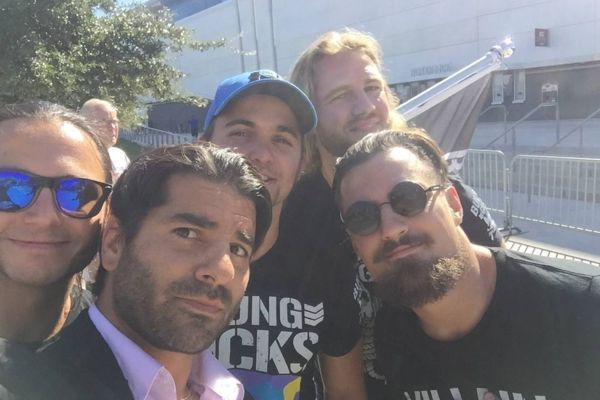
left=194, top=242, right=236, bottom=286
left=22, top=188, right=62, bottom=226
left=378, top=204, right=408, bottom=242
left=352, top=90, right=377, bottom=117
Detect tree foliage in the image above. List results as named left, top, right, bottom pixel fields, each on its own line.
left=0, top=0, right=223, bottom=124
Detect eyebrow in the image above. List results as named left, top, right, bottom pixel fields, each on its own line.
left=324, top=84, right=351, bottom=101
left=276, top=124, right=301, bottom=140
left=324, top=77, right=384, bottom=101
left=169, top=212, right=256, bottom=249
left=169, top=212, right=217, bottom=229
left=237, top=229, right=255, bottom=249
left=225, top=119, right=255, bottom=129
left=225, top=118, right=300, bottom=141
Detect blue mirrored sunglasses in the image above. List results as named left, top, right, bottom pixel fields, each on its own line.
left=0, top=169, right=112, bottom=219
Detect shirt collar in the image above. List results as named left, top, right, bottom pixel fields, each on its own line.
left=88, top=305, right=243, bottom=400
left=89, top=304, right=164, bottom=400
left=190, top=351, right=244, bottom=400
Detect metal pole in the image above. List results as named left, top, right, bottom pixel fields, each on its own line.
left=512, top=128, right=516, bottom=156
left=503, top=106, right=507, bottom=144
left=268, top=0, right=278, bottom=71
left=251, top=0, right=261, bottom=69
left=397, top=37, right=515, bottom=120
left=555, top=102, right=560, bottom=143
left=235, top=0, right=246, bottom=72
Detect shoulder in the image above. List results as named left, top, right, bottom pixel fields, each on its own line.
left=0, top=338, right=87, bottom=400
left=493, top=248, right=600, bottom=298
left=37, top=311, right=132, bottom=399
left=108, top=146, right=131, bottom=164
left=449, top=174, right=504, bottom=247
left=108, top=146, right=128, bottom=157
left=284, top=173, right=332, bottom=214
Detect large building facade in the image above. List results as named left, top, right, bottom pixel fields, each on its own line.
left=160, top=0, right=600, bottom=124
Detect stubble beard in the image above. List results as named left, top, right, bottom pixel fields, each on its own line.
left=112, top=247, right=239, bottom=354
left=317, top=128, right=355, bottom=158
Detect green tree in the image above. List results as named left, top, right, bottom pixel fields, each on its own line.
left=0, top=0, right=222, bottom=124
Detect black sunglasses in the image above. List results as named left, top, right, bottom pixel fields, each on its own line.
left=341, top=181, right=447, bottom=236
left=0, top=169, right=112, bottom=219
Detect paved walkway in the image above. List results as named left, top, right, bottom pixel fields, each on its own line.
left=506, top=236, right=600, bottom=267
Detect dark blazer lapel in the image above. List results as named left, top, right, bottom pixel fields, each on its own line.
left=44, top=309, right=133, bottom=400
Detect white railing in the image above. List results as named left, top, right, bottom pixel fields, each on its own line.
left=462, top=150, right=600, bottom=235
left=461, top=150, right=509, bottom=228
left=510, top=155, right=600, bottom=234
left=121, top=126, right=194, bottom=148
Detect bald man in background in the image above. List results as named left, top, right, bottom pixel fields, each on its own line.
left=80, top=99, right=130, bottom=180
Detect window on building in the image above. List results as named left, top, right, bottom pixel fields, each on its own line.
left=513, top=70, right=526, bottom=103
left=491, top=73, right=504, bottom=105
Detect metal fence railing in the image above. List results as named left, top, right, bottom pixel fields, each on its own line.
left=462, top=150, right=600, bottom=235
left=121, top=127, right=599, bottom=236
left=509, top=155, right=599, bottom=233
left=121, top=126, right=194, bottom=148
left=461, top=150, right=509, bottom=228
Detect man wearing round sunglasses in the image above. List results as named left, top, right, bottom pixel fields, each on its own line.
left=0, top=101, right=112, bottom=346
left=333, top=129, right=600, bottom=399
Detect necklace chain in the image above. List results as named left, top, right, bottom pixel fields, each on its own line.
left=179, top=385, right=195, bottom=400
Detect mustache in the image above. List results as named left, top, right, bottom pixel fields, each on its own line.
left=168, top=278, right=232, bottom=307
left=373, top=233, right=432, bottom=263
left=347, top=110, right=379, bottom=128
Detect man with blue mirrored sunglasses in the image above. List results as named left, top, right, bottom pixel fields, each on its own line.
left=0, top=101, right=112, bottom=347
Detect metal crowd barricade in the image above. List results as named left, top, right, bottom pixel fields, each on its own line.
left=121, top=126, right=193, bottom=148
left=460, top=149, right=510, bottom=229
left=509, top=155, right=600, bottom=234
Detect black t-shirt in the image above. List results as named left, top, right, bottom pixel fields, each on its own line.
left=375, top=248, right=600, bottom=400
left=450, top=173, right=504, bottom=247
left=211, top=201, right=361, bottom=400
left=283, top=171, right=504, bottom=399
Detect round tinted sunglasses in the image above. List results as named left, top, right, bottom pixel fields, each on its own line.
left=341, top=181, right=448, bottom=236
left=0, top=169, right=112, bottom=219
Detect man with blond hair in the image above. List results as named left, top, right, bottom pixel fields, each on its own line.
left=285, top=29, right=503, bottom=397
left=80, top=99, right=130, bottom=180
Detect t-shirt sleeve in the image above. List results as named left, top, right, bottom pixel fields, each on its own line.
left=450, top=174, right=504, bottom=247
left=318, top=243, right=362, bottom=357
left=575, top=275, right=600, bottom=396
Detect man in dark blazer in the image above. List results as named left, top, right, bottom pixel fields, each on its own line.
left=1, top=143, right=272, bottom=400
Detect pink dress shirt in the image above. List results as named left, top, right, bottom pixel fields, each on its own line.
left=89, top=305, right=244, bottom=400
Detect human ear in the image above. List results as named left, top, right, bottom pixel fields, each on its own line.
left=444, top=185, right=463, bottom=226
left=100, top=212, right=125, bottom=272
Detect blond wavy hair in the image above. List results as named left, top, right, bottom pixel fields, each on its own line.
left=289, top=29, right=406, bottom=174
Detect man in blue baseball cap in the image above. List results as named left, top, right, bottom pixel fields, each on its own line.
left=204, top=70, right=367, bottom=400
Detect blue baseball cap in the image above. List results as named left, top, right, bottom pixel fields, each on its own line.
left=204, top=69, right=317, bottom=135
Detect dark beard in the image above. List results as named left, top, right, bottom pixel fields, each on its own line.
left=112, top=246, right=238, bottom=354
left=374, top=242, right=469, bottom=309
